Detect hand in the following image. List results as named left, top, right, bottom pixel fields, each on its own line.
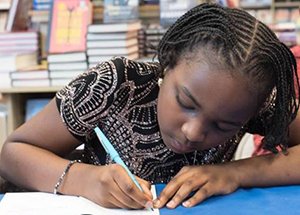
left=153, top=164, right=241, bottom=209
left=83, top=164, right=153, bottom=209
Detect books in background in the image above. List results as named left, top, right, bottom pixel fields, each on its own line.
left=47, top=0, right=93, bottom=53
left=240, top=0, right=271, bottom=7
left=0, top=0, right=12, bottom=10
left=86, top=21, right=141, bottom=67
left=11, top=64, right=49, bottom=87
left=25, top=98, right=51, bottom=121
left=33, top=0, right=53, bottom=11
left=6, top=0, right=32, bottom=31
left=0, top=53, right=37, bottom=73
left=274, top=9, right=290, bottom=24
left=0, top=31, right=38, bottom=53
left=144, top=24, right=167, bottom=57
left=103, top=0, right=139, bottom=23
left=159, top=0, right=198, bottom=27
left=0, top=31, right=39, bottom=88
left=256, top=9, right=272, bottom=25
left=47, top=52, right=87, bottom=86
left=0, top=12, right=8, bottom=33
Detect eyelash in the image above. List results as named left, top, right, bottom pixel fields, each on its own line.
left=176, top=94, right=195, bottom=111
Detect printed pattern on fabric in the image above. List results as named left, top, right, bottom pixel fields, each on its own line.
left=56, top=57, right=244, bottom=184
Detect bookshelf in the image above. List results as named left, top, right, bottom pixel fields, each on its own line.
left=0, top=87, right=61, bottom=136
left=240, top=0, right=300, bottom=25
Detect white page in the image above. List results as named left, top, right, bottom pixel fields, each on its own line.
left=0, top=186, right=159, bottom=215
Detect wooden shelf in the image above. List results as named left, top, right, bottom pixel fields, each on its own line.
left=0, top=86, right=62, bottom=94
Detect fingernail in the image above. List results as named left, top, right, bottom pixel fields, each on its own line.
left=182, top=201, right=190, bottom=207
left=145, top=201, right=153, bottom=209
left=153, top=199, right=161, bottom=207
left=167, top=200, right=175, bottom=208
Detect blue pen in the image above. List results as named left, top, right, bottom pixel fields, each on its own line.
left=94, top=126, right=154, bottom=211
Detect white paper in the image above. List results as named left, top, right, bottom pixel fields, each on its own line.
left=0, top=186, right=159, bottom=215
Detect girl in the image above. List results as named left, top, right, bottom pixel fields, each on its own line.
left=0, top=3, right=300, bottom=210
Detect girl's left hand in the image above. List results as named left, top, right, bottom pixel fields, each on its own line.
left=153, top=164, right=241, bottom=209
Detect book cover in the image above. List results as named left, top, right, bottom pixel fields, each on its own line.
left=103, top=0, right=139, bottom=23
left=47, top=0, right=92, bottom=53
left=25, top=98, right=51, bottom=121
left=159, top=0, right=198, bottom=27
left=33, top=0, right=53, bottom=11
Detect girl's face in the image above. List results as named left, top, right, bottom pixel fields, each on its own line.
left=157, top=59, right=261, bottom=154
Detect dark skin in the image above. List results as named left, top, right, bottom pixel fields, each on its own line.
left=1, top=54, right=300, bottom=209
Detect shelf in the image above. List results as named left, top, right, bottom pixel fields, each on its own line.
left=0, top=86, right=62, bottom=94
left=274, top=1, right=300, bottom=7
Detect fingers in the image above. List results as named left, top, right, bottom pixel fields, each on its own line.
left=182, top=183, right=214, bottom=208
left=112, top=165, right=153, bottom=209
left=137, top=178, right=153, bottom=199
left=153, top=173, right=191, bottom=208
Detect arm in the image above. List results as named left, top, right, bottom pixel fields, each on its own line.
left=0, top=98, right=153, bottom=209
left=154, top=112, right=300, bottom=209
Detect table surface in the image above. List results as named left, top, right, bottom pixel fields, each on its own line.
left=1, top=184, right=300, bottom=215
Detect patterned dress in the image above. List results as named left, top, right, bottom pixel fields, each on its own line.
left=56, top=57, right=246, bottom=184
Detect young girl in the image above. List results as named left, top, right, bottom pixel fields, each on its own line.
left=0, top=3, right=300, bottom=210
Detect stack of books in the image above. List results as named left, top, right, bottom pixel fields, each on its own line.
left=0, top=31, right=39, bottom=88
left=48, top=52, right=87, bottom=86
left=144, top=24, right=167, bottom=58
left=10, top=64, right=49, bottom=87
left=0, top=0, right=11, bottom=33
left=86, top=21, right=142, bottom=67
left=0, top=31, right=38, bottom=53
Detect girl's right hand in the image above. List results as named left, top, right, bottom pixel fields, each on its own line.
left=82, top=164, right=153, bottom=209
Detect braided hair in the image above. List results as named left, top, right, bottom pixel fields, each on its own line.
left=157, top=3, right=299, bottom=153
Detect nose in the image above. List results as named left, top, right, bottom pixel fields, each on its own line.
left=181, top=119, right=206, bottom=143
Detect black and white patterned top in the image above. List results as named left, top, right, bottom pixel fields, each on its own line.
left=56, top=57, right=246, bottom=184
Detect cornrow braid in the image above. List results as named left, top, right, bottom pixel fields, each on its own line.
left=157, top=3, right=300, bottom=153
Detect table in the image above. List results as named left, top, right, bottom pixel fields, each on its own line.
left=1, top=184, right=300, bottom=215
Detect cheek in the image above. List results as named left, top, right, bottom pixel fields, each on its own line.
left=202, top=130, right=240, bottom=150
left=157, top=89, right=181, bottom=131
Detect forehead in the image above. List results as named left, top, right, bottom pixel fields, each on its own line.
left=170, top=59, right=260, bottom=120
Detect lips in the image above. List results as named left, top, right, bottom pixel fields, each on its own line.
left=170, top=139, right=193, bottom=153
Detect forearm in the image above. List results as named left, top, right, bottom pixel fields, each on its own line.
left=0, top=141, right=89, bottom=195
left=231, top=144, right=300, bottom=187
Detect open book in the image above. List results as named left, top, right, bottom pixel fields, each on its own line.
left=0, top=185, right=159, bottom=215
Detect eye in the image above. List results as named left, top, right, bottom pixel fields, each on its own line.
left=213, top=122, right=235, bottom=133
left=176, top=94, right=196, bottom=111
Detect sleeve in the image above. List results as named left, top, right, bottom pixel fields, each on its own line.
left=55, top=57, right=126, bottom=143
